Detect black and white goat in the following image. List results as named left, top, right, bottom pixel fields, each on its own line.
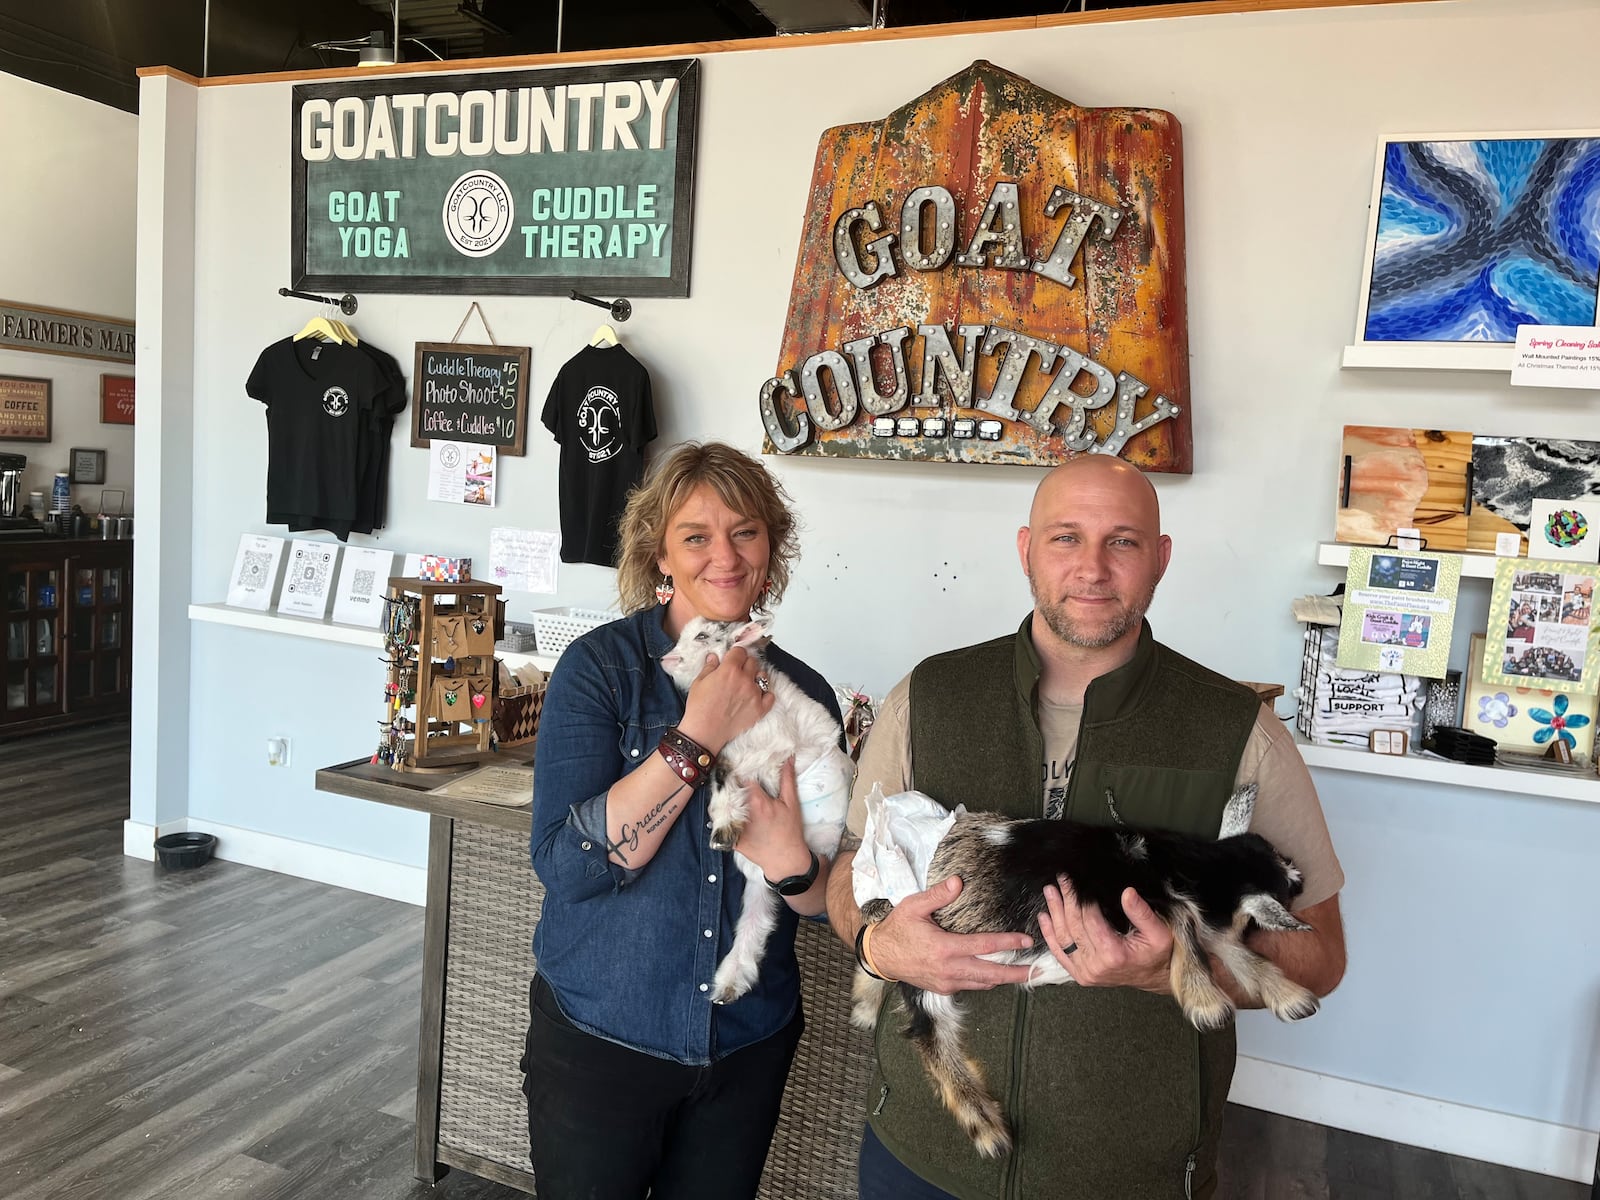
left=662, top=617, right=851, bottom=1004
left=852, top=785, right=1318, bottom=1158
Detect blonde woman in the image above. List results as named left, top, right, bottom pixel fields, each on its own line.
left=523, top=441, right=842, bottom=1199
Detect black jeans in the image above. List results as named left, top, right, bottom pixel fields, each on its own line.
left=857, top=1124, right=959, bottom=1200
left=520, top=974, right=804, bottom=1200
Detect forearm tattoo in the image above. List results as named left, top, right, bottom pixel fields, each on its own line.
left=616, top=784, right=688, bottom=858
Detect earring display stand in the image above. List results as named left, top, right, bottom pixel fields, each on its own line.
left=378, top=577, right=502, bottom=773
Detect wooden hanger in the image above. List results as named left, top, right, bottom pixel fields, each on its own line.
left=589, top=324, right=619, bottom=347
left=294, top=312, right=359, bottom=345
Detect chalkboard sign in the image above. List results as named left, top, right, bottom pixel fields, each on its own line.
left=410, top=342, right=531, bottom=456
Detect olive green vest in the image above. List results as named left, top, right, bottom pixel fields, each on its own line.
left=867, top=617, right=1260, bottom=1200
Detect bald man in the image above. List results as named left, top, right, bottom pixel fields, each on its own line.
left=827, top=455, right=1346, bottom=1200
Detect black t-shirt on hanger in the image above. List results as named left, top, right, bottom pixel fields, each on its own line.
left=541, top=344, right=657, bottom=567
left=246, top=337, right=397, bottom=540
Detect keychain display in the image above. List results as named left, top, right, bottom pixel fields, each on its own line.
left=374, top=577, right=504, bottom=771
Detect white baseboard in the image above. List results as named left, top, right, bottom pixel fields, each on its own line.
left=1231, top=1055, right=1597, bottom=1184
left=123, top=818, right=158, bottom=860
left=121, top=816, right=425, bottom=906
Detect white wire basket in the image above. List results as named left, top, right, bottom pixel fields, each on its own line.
left=531, top=607, right=620, bottom=657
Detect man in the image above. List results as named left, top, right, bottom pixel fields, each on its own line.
left=826, top=455, right=1346, bottom=1200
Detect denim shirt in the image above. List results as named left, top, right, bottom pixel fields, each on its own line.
left=530, top=606, right=844, bottom=1066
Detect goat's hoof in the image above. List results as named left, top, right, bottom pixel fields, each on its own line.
left=710, top=985, right=743, bottom=1006
left=1274, top=991, right=1320, bottom=1022
left=708, top=824, right=742, bottom=853
left=1183, top=998, right=1235, bottom=1033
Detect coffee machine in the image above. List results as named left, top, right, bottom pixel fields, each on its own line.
left=0, top=453, right=45, bottom=536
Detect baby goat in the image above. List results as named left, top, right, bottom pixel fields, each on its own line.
left=853, top=785, right=1318, bottom=1159
left=662, top=617, right=850, bottom=1005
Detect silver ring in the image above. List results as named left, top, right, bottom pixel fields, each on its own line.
left=1061, top=941, right=1078, bottom=956
left=755, top=674, right=770, bottom=693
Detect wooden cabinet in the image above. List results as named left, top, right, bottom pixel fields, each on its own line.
left=2, top=539, right=132, bottom=737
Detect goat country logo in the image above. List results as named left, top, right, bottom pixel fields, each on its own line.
left=578, top=386, right=621, bottom=463
left=442, top=170, right=513, bottom=257
left=322, top=386, right=350, bottom=416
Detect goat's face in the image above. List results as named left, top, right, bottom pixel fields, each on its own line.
left=660, top=616, right=769, bottom=690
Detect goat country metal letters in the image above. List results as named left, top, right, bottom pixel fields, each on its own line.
left=761, top=61, right=1193, bottom=471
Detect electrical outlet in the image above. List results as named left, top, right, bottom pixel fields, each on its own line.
left=266, top=737, right=291, bottom=768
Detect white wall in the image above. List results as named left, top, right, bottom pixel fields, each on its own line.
left=143, top=0, right=1600, bottom=1176
left=0, top=73, right=137, bottom=507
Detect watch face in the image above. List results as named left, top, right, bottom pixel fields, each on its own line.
left=770, top=850, right=819, bottom=895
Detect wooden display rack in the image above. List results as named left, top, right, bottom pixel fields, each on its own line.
left=381, top=576, right=502, bottom=773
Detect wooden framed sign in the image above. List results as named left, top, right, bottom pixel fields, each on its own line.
left=291, top=59, right=699, bottom=297
left=411, top=342, right=531, bottom=455
left=101, top=374, right=135, bottom=425
left=0, top=375, right=51, bottom=442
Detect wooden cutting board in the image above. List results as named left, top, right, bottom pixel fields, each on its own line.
left=1336, top=426, right=1472, bottom=552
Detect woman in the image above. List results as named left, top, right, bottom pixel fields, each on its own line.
left=524, top=441, right=843, bottom=1200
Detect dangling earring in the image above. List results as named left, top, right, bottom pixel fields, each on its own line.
left=655, top=575, right=675, bottom=605
left=759, top=577, right=772, bottom=598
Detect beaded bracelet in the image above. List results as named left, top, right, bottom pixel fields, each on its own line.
left=658, top=726, right=714, bottom=787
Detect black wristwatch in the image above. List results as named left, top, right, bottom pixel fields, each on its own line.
left=765, top=850, right=820, bottom=896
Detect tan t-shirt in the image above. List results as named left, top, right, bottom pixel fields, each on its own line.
left=848, top=672, right=1344, bottom=911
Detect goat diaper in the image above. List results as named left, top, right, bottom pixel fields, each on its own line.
left=796, top=745, right=855, bottom=856
left=853, top=784, right=964, bottom=909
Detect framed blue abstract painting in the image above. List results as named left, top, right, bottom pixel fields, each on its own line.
left=1351, top=131, right=1600, bottom=361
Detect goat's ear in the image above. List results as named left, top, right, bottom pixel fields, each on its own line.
left=1218, top=783, right=1257, bottom=839
left=734, top=619, right=770, bottom=648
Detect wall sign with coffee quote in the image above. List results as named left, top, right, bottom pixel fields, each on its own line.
left=101, top=375, right=135, bottom=425
left=761, top=60, right=1192, bottom=471
left=0, top=375, right=51, bottom=442
left=411, top=342, right=531, bottom=455
left=291, top=59, right=699, bottom=296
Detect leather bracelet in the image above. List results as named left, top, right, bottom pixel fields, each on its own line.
left=855, top=921, right=896, bottom=983
left=658, top=726, right=714, bottom=787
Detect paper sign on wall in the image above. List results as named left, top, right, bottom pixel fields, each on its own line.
left=489, top=527, right=560, bottom=594
left=1510, top=325, right=1600, bottom=390
left=1336, top=548, right=1461, bottom=678
left=428, top=440, right=496, bottom=506
left=332, top=547, right=395, bottom=627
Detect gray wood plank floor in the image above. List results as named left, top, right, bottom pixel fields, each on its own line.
left=0, top=720, right=1588, bottom=1199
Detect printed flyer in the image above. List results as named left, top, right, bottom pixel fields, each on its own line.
left=1336, top=548, right=1460, bottom=678
left=1484, top=559, right=1600, bottom=693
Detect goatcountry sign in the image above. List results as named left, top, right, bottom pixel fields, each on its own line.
left=291, top=59, right=699, bottom=296
left=761, top=61, right=1193, bottom=471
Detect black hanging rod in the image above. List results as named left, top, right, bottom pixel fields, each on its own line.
left=569, top=290, right=631, bottom=322
left=279, top=287, right=358, bottom=315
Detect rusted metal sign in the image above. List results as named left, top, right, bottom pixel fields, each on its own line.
left=760, top=60, right=1191, bottom=472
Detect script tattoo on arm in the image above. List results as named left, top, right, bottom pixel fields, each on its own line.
left=617, top=784, right=689, bottom=856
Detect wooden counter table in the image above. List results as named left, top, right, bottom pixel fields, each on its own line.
left=315, top=755, right=873, bottom=1199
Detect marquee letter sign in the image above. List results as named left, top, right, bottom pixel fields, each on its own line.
left=291, top=59, right=699, bottom=297
left=761, top=61, right=1192, bottom=471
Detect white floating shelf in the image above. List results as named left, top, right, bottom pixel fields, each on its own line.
left=189, top=602, right=383, bottom=647
left=1317, top=542, right=1502, bottom=579
left=1297, top=738, right=1600, bottom=805
left=189, top=602, right=558, bottom=671
left=1340, top=342, right=1514, bottom=372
